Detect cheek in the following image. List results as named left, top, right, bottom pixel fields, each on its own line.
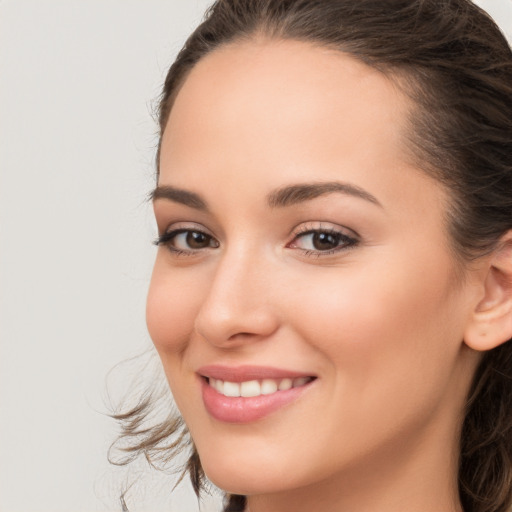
left=270, top=251, right=468, bottom=471
left=146, top=258, right=202, bottom=356
left=284, top=248, right=465, bottom=404
left=146, top=260, right=209, bottom=421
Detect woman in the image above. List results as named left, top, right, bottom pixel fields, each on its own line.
left=113, top=1, right=512, bottom=511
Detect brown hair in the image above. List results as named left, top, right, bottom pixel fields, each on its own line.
left=111, top=1, right=512, bottom=511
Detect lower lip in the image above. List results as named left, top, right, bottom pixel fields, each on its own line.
left=201, top=378, right=313, bottom=423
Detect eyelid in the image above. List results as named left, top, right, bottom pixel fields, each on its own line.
left=158, top=221, right=215, bottom=237
left=291, top=221, right=359, bottom=239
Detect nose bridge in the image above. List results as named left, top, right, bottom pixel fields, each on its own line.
left=195, top=242, right=278, bottom=346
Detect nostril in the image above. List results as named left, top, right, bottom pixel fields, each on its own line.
left=227, top=331, right=256, bottom=341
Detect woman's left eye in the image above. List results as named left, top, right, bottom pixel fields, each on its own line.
left=288, top=228, right=358, bottom=255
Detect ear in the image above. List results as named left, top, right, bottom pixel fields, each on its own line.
left=464, top=231, right=512, bottom=352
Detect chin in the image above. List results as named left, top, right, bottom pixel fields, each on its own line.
left=200, top=452, right=297, bottom=496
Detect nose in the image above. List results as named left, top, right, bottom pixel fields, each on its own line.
left=194, top=248, right=280, bottom=348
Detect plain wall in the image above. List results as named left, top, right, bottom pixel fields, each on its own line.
left=1, top=1, right=511, bottom=511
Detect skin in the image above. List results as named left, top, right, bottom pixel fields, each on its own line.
left=146, top=39, right=486, bottom=512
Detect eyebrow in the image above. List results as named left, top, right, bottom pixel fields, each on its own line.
left=267, top=181, right=382, bottom=208
left=151, top=185, right=209, bottom=211
left=151, top=180, right=382, bottom=211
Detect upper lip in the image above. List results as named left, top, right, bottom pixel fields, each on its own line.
left=197, top=365, right=316, bottom=382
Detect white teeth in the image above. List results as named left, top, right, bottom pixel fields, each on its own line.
left=278, top=378, right=293, bottom=391
left=214, top=378, right=224, bottom=394
left=209, top=376, right=312, bottom=398
left=223, top=381, right=241, bottom=397
left=261, top=379, right=278, bottom=395
left=240, top=380, right=261, bottom=397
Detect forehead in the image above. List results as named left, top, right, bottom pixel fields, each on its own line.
left=161, top=38, right=412, bottom=171
left=158, top=38, right=437, bottom=221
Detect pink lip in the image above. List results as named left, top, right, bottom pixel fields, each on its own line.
left=197, top=365, right=316, bottom=423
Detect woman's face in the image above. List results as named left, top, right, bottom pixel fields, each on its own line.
left=147, top=40, right=481, bottom=502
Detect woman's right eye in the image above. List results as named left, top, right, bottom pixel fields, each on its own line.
left=154, top=229, right=219, bottom=254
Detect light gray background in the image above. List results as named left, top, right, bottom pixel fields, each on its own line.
left=1, top=1, right=511, bottom=511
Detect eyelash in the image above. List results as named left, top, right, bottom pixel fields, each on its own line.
left=154, top=225, right=359, bottom=258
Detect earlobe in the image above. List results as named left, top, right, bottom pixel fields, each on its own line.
left=464, top=231, right=512, bottom=352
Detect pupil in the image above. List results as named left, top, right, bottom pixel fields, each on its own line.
left=313, top=232, right=339, bottom=251
left=186, top=231, right=209, bottom=249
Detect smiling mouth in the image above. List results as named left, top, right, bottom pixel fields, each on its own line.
left=205, top=376, right=316, bottom=398
left=199, top=369, right=317, bottom=423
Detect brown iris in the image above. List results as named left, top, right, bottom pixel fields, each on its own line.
left=311, top=232, right=341, bottom=251
left=186, top=231, right=213, bottom=249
